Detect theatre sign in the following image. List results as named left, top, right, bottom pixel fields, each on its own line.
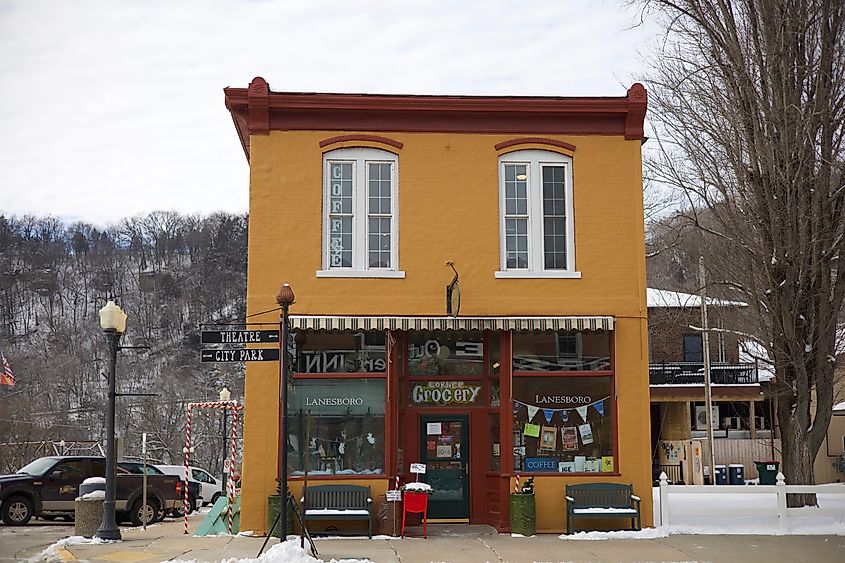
left=410, top=381, right=482, bottom=406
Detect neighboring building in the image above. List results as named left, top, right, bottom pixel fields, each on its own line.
left=224, top=77, right=651, bottom=533
left=647, top=288, right=778, bottom=482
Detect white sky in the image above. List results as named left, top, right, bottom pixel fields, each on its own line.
left=0, top=0, right=658, bottom=226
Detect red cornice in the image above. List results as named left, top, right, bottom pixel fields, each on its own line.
left=224, top=77, right=648, bottom=161
left=319, top=134, right=404, bottom=150
left=494, top=137, right=576, bottom=153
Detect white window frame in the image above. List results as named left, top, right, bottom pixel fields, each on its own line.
left=496, top=149, right=580, bottom=278
left=318, top=147, right=404, bottom=278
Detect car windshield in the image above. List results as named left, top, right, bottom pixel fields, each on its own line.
left=17, top=457, right=57, bottom=476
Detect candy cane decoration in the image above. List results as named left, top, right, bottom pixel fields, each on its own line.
left=228, top=404, right=239, bottom=534
left=182, top=400, right=244, bottom=535
left=514, top=473, right=520, bottom=494
left=183, top=405, right=192, bottom=534
left=395, top=475, right=399, bottom=490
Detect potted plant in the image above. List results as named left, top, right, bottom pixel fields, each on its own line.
left=267, top=478, right=292, bottom=538
left=510, top=475, right=535, bottom=536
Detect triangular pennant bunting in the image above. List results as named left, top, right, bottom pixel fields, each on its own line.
left=527, top=405, right=539, bottom=421
left=594, top=400, right=605, bottom=417
left=576, top=405, right=589, bottom=421
left=543, top=408, right=555, bottom=423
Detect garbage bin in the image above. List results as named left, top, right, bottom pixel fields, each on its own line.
left=754, top=461, right=780, bottom=485
left=728, top=464, right=745, bottom=485
left=510, top=493, right=536, bottom=536
left=714, top=464, right=727, bottom=485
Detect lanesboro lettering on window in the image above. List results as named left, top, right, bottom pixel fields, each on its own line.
left=305, top=397, right=365, bottom=407
left=534, top=394, right=592, bottom=405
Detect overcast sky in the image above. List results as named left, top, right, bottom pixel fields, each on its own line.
left=0, top=0, right=658, bottom=226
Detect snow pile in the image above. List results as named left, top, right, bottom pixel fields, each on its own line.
left=81, top=490, right=105, bottom=500
left=401, top=483, right=432, bottom=492
left=560, top=528, right=669, bottom=540
left=29, top=536, right=110, bottom=562
left=170, top=538, right=369, bottom=563
left=82, top=477, right=106, bottom=485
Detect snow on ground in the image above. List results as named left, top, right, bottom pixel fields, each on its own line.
left=560, top=528, right=669, bottom=540
left=650, top=485, right=845, bottom=535
left=29, top=536, right=110, bottom=562
left=170, top=538, right=369, bottom=563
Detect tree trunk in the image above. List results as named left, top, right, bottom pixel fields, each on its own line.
left=778, top=411, right=817, bottom=507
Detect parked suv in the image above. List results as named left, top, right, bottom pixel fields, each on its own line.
left=118, top=461, right=200, bottom=515
left=0, top=456, right=181, bottom=526
left=156, top=465, right=223, bottom=506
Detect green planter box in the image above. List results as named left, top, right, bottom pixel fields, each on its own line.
left=267, top=495, right=293, bottom=538
left=509, top=493, right=536, bottom=536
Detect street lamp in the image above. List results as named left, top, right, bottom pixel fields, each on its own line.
left=96, top=300, right=127, bottom=541
left=276, top=283, right=294, bottom=540
left=219, top=387, right=231, bottom=494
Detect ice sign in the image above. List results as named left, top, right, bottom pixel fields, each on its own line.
left=410, top=463, right=426, bottom=474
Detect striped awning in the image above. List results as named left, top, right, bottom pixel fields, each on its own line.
left=289, top=315, right=614, bottom=332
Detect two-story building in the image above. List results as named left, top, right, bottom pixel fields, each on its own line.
left=224, top=77, right=651, bottom=533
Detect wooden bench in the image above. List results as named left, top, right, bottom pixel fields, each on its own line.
left=301, top=484, right=372, bottom=538
left=565, top=483, right=641, bottom=534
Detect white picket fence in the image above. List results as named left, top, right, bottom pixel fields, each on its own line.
left=657, top=472, right=845, bottom=534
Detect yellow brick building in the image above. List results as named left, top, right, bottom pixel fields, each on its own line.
left=224, top=77, right=651, bottom=533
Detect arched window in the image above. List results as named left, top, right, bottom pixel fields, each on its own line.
left=319, top=147, right=403, bottom=277
left=496, top=150, right=579, bottom=278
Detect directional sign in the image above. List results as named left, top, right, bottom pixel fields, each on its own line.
left=201, top=348, right=280, bottom=363
left=201, top=330, right=279, bottom=344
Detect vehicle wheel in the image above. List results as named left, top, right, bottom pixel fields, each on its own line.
left=129, top=498, right=159, bottom=527
left=1, top=495, right=34, bottom=526
left=210, top=493, right=221, bottom=506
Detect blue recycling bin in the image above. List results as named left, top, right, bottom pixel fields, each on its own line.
left=714, top=465, right=727, bottom=485
left=728, top=464, right=744, bottom=485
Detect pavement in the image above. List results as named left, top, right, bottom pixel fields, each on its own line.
left=1, top=516, right=844, bottom=563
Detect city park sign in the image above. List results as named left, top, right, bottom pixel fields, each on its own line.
left=410, top=381, right=482, bottom=406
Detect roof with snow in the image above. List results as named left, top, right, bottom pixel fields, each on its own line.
left=647, top=288, right=748, bottom=309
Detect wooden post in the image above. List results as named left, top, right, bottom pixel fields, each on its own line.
left=659, top=472, right=670, bottom=528
left=776, top=472, right=787, bottom=534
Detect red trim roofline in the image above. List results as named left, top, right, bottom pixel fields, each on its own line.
left=224, top=77, right=648, bottom=161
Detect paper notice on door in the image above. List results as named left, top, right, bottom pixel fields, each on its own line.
left=436, top=445, right=452, bottom=458
left=426, top=422, right=442, bottom=435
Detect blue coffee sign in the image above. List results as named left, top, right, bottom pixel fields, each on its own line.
left=524, top=457, right=558, bottom=472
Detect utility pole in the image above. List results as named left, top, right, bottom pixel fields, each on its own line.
left=699, top=256, right=717, bottom=483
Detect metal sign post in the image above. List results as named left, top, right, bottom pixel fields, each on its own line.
left=142, top=432, right=148, bottom=531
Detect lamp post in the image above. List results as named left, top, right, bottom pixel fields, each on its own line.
left=95, top=300, right=127, bottom=541
left=219, top=387, right=231, bottom=494
left=276, top=283, right=295, bottom=541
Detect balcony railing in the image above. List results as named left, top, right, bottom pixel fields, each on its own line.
left=649, top=362, right=759, bottom=385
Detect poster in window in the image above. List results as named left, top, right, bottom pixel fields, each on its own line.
left=602, top=456, right=614, bottom=472
left=523, top=423, right=541, bottom=437
left=539, top=426, right=557, bottom=451
left=578, top=423, right=594, bottom=445
left=561, top=427, right=578, bottom=451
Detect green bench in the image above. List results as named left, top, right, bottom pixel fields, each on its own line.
left=301, top=484, right=373, bottom=538
left=565, top=483, right=641, bottom=534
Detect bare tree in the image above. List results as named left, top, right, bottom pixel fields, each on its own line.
left=638, top=0, right=845, bottom=503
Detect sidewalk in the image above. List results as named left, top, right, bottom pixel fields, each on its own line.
left=18, top=516, right=845, bottom=563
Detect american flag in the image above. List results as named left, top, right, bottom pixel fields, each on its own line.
left=0, top=347, right=15, bottom=387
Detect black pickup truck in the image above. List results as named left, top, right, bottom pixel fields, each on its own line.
left=0, top=456, right=181, bottom=526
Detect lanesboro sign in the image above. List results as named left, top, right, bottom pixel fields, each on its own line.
left=201, top=348, right=280, bottom=362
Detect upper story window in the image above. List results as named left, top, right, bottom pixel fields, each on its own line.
left=319, top=147, right=404, bottom=278
left=496, top=150, right=579, bottom=278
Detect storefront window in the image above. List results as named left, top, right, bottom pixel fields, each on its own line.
left=512, top=376, right=614, bottom=473
left=288, top=379, right=385, bottom=475
left=407, top=331, right=484, bottom=376
left=512, top=330, right=611, bottom=371
left=294, top=331, right=386, bottom=373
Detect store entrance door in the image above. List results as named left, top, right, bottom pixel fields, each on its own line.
left=419, top=415, right=469, bottom=519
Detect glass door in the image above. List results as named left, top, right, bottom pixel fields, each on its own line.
left=419, top=415, right=469, bottom=519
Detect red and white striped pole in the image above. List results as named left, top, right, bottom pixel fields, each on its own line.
left=228, top=403, right=239, bottom=535
left=514, top=473, right=520, bottom=494
left=183, top=404, right=193, bottom=535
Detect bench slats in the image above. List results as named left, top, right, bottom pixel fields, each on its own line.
left=565, top=483, right=641, bottom=534
left=302, top=485, right=372, bottom=538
